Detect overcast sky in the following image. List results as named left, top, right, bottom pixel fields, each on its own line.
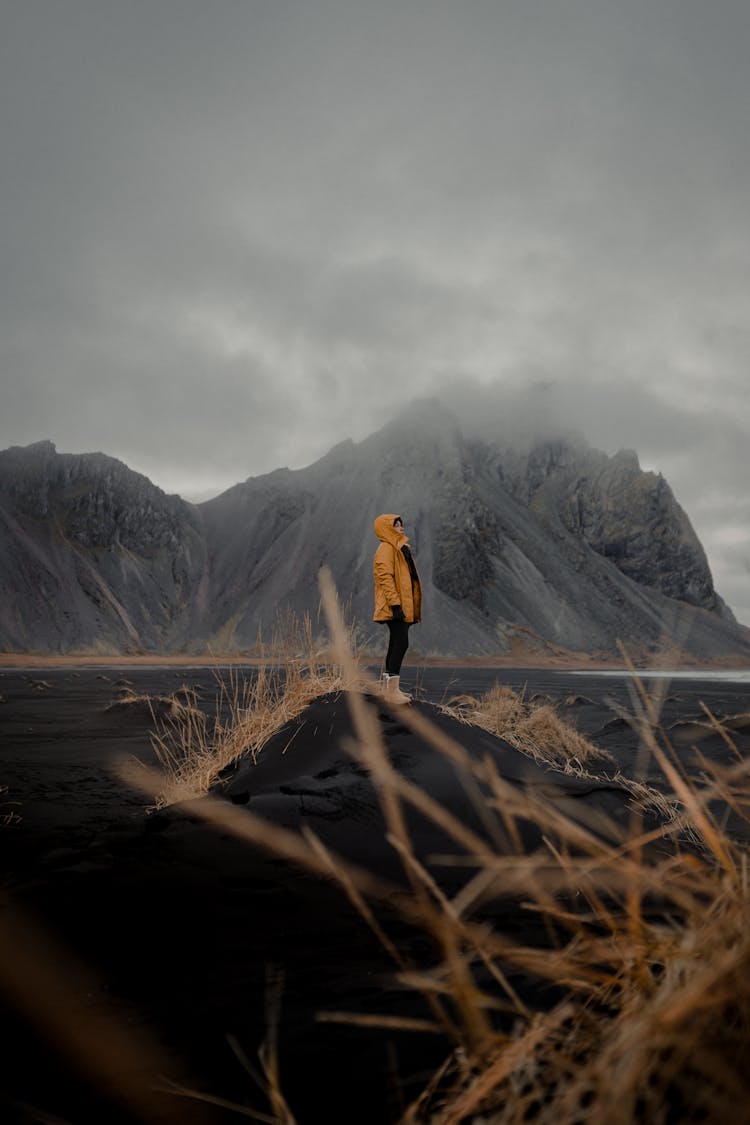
left=2, top=0, right=749, bottom=623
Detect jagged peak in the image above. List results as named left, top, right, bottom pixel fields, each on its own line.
left=1, top=440, right=130, bottom=476
left=609, top=448, right=641, bottom=472
left=25, top=439, right=57, bottom=455
left=1, top=439, right=58, bottom=458
left=0, top=441, right=193, bottom=518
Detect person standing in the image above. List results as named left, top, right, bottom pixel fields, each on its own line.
left=372, top=513, right=422, bottom=704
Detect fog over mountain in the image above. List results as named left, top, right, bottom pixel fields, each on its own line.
left=1, top=402, right=747, bottom=661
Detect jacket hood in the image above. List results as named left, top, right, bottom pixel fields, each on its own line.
left=373, top=513, right=408, bottom=547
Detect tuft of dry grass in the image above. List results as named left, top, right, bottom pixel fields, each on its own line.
left=441, top=683, right=615, bottom=773
left=108, top=686, right=202, bottom=720
left=146, top=611, right=364, bottom=807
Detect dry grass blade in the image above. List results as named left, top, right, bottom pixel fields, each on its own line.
left=619, top=649, right=737, bottom=878
left=258, top=966, right=297, bottom=1125
left=699, top=700, right=744, bottom=760
left=318, top=568, right=420, bottom=883
left=318, top=566, right=472, bottom=1042
left=316, top=1012, right=443, bottom=1034
left=302, top=826, right=407, bottom=970
left=157, top=1078, right=280, bottom=1123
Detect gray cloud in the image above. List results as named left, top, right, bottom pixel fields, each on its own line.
left=1, top=0, right=749, bottom=623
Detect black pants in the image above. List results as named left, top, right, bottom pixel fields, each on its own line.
left=385, top=620, right=410, bottom=675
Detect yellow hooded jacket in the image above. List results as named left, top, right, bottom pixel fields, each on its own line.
left=372, top=513, right=422, bottom=623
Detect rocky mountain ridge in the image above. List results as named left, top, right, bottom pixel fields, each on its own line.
left=1, top=404, right=747, bottom=660
left=0, top=440, right=207, bottom=653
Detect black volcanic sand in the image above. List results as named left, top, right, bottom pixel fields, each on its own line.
left=1, top=665, right=750, bottom=1124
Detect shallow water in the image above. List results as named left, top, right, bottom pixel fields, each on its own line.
left=569, top=668, right=750, bottom=683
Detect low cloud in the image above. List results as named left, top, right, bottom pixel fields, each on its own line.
left=2, top=1, right=749, bottom=621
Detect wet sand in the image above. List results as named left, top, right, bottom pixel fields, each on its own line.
left=1, top=665, right=749, bottom=1123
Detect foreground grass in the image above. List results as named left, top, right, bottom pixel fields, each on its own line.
left=7, top=599, right=750, bottom=1120
left=120, top=581, right=750, bottom=1124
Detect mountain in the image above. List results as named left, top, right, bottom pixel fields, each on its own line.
left=1, top=406, right=748, bottom=660
left=0, top=441, right=207, bottom=653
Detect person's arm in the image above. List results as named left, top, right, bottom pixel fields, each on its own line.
left=374, top=545, right=401, bottom=610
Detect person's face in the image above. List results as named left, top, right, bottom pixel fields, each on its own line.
left=393, top=517, right=404, bottom=532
